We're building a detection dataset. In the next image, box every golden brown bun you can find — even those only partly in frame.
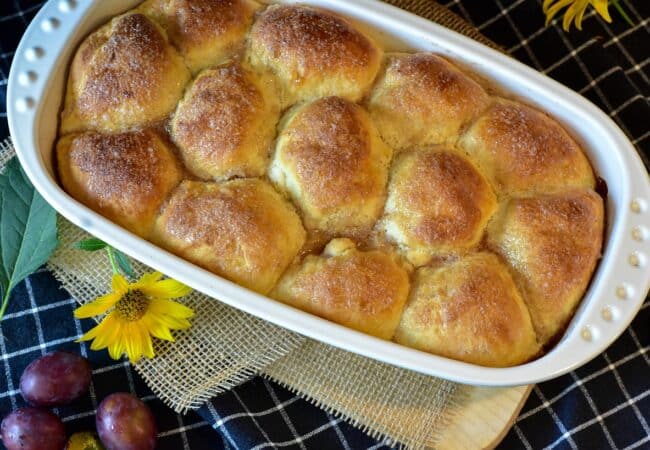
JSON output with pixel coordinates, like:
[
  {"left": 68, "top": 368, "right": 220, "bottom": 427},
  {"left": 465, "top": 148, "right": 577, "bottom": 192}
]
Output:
[
  {"left": 487, "top": 190, "right": 604, "bottom": 344},
  {"left": 56, "top": 129, "right": 183, "bottom": 237},
  {"left": 381, "top": 148, "right": 496, "bottom": 266},
  {"left": 394, "top": 253, "right": 539, "bottom": 367},
  {"left": 139, "top": 0, "right": 259, "bottom": 73},
  {"left": 368, "top": 53, "right": 490, "bottom": 149},
  {"left": 269, "top": 97, "right": 392, "bottom": 235},
  {"left": 247, "top": 4, "right": 382, "bottom": 107},
  {"left": 153, "top": 179, "right": 306, "bottom": 294},
  {"left": 60, "top": 13, "right": 190, "bottom": 134},
  {"left": 271, "top": 238, "right": 410, "bottom": 339},
  {"left": 459, "top": 99, "right": 595, "bottom": 195},
  {"left": 170, "top": 62, "right": 280, "bottom": 180}
]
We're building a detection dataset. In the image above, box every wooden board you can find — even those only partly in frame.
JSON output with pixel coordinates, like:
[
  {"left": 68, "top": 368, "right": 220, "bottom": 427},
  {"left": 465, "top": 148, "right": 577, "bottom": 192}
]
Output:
[{"left": 435, "top": 385, "right": 533, "bottom": 449}]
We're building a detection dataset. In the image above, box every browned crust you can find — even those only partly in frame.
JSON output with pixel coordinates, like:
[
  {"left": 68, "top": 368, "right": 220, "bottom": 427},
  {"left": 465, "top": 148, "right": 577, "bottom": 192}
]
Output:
[
  {"left": 159, "top": 180, "right": 274, "bottom": 249},
  {"left": 272, "top": 239, "right": 410, "bottom": 339},
  {"left": 153, "top": 179, "right": 306, "bottom": 294},
  {"left": 460, "top": 99, "right": 595, "bottom": 194},
  {"left": 395, "top": 253, "right": 538, "bottom": 367},
  {"left": 79, "top": 14, "right": 170, "bottom": 115},
  {"left": 57, "top": 129, "right": 183, "bottom": 237},
  {"left": 291, "top": 251, "right": 406, "bottom": 315},
  {"left": 250, "top": 5, "right": 378, "bottom": 75},
  {"left": 247, "top": 4, "right": 382, "bottom": 104},
  {"left": 368, "top": 53, "right": 490, "bottom": 147},
  {"left": 173, "top": 65, "right": 259, "bottom": 157},
  {"left": 271, "top": 97, "right": 391, "bottom": 234},
  {"left": 396, "top": 149, "right": 495, "bottom": 245},
  {"left": 141, "top": 0, "right": 258, "bottom": 70},
  {"left": 62, "top": 13, "right": 190, "bottom": 133},
  {"left": 161, "top": 0, "right": 255, "bottom": 48},
  {"left": 487, "top": 190, "right": 605, "bottom": 343},
  {"left": 282, "top": 97, "right": 376, "bottom": 207},
  {"left": 171, "top": 62, "right": 277, "bottom": 179}
]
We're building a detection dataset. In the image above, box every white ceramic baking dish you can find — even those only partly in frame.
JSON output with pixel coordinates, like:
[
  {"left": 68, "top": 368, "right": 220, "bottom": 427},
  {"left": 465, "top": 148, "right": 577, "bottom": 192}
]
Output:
[{"left": 7, "top": 0, "right": 650, "bottom": 386}]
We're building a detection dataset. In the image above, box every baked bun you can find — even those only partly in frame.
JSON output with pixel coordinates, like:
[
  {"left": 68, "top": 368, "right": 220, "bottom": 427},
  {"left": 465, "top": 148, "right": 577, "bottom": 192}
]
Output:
[
  {"left": 60, "top": 13, "right": 190, "bottom": 134},
  {"left": 153, "top": 179, "right": 306, "bottom": 294},
  {"left": 139, "top": 0, "right": 259, "bottom": 73},
  {"left": 381, "top": 148, "right": 496, "bottom": 266},
  {"left": 459, "top": 99, "right": 595, "bottom": 195},
  {"left": 269, "top": 97, "right": 392, "bottom": 235},
  {"left": 368, "top": 53, "right": 490, "bottom": 150},
  {"left": 248, "top": 4, "right": 382, "bottom": 106},
  {"left": 487, "top": 190, "right": 604, "bottom": 344},
  {"left": 170, "top": 62, "right": 279, "bottom": 180},
  {"left": 56, "top": 129, "right": 183, "bottom": 237},
  {"left": 394, "top": 253, "right": 538, "bottom": 367},
  {"left": 272, "top": 238, "right": 410, "bottom": 339}
]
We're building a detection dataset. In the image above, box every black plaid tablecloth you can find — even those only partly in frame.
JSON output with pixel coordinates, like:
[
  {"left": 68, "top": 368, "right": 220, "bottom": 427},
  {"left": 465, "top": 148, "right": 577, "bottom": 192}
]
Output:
[{"left": 1, "top": 1, "right": 649, "bottom": 449}]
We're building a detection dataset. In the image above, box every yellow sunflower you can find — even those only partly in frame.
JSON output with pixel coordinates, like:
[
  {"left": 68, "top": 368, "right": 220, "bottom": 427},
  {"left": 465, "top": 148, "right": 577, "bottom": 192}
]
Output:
[
  {"left": 543, "top": 0, "right": 612, "bottom": 31},
  {"left": 75, "top": 272, "right": 193, "bottom": 363}
]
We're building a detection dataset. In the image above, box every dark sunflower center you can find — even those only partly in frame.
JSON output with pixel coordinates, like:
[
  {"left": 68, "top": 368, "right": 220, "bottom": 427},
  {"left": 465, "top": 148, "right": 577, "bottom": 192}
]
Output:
[{"left": 115, "top": 289, "right": 149, "bottom": 321}]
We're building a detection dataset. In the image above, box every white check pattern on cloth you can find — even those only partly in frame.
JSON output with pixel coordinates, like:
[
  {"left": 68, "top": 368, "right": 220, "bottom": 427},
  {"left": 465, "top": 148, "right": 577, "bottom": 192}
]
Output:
[{"left": 0, "top": 268, "right": 217, "bottom": 450}]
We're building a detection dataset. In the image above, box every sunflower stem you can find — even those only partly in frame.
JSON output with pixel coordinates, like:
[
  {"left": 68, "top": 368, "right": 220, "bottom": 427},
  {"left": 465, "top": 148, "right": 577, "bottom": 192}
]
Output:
[
  {"left": 611, "top": 0, "right": 635, "bottom": 27},
  {"left": 0, "top": 286, "right": 12, "bottom": 321},
  {"left": 106, "top": 247, "right": 119, "bottom": 275}
]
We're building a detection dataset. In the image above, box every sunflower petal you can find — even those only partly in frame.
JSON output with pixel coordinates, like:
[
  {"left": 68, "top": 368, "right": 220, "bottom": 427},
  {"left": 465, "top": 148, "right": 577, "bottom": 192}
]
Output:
[
  {"left": 545, "top": 0, "right": 574, "bottom": 25},
  {"left": 77, "top": 325, "right": 101, "bottom": 343},
  {"left": 89, "top": 339, "right": 107, "bottom": 351},
  {"left": 111, "top": 273, "right": 130, "bottom": 295},
  {"left": 574, "top": 3, "right": 588, "bottom": 29},
  {"left": 142, "top": 315, "right": 176, "bottom": 342},
  {"left": 139, "top": 326, "right": 155, "bottom": 359},
  {"left": 123, "top": 323, "right": 142, "bottom": 364},
  {"left": 149, "top": 298, "right": 194, "bottom": 319},
  {"left": 136, "top": 271, "right": 164, "bottom": 287},
  {"left": 564, "top": 0, "right": 590, "bottom": 30},
  {"left": 140, "top": 279, "right": 192, "bottom": 299},
  {"left": 88, "top": 315, "right": 121, "bottom": 351},
  {"left": 117, "top": 324, "right": 131, "bottom": 359},
  {"left": 591, "top": 0, "right": 612, "bottom": 22},
  {"left": 563, "top": 5, "right": 577, "bottom": 29},
  {"left": 76, "top": 313, "right": 116, "bottom": 343},
  {"left": 108, "top": 341, "right": 124, "bottom": 360},
  {"left": 155, "top": 313, "right": 192, "bottom": 331},
  {"left": 74, "top": 293, "right": 120, "bottom": 319},
  {"left": 543, "top": 0, "right": 558, "bottom": 13},
  {"left": 107, "top": 324, "right": 125, "bottom": 360}
]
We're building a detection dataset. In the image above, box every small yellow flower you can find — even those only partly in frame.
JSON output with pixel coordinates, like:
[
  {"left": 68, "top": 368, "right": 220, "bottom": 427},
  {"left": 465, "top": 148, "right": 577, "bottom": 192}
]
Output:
[
  {"left": 543, "top": 0, "right": 612, "bottom": 31},
  {"left": 75, "top": 272, "right": 193, "bottom": 363}
]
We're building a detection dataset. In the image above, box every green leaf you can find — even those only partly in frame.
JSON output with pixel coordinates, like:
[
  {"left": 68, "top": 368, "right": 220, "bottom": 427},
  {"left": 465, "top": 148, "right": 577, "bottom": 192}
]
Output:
[
  {"left": 114, "top": 249, "right": 135, "bottom": 280},
  {"left": 0, "top": 158, "right": 58, "bottom": 319},
  {"left": 74, "top": 238, "right": 107, "bottom": 252}
]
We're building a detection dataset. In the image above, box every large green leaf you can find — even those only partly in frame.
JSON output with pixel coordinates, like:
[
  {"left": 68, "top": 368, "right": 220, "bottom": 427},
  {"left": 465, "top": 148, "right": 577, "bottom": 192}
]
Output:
[{"left": 0, "top": 158, "right": 58, "bottom": 319}]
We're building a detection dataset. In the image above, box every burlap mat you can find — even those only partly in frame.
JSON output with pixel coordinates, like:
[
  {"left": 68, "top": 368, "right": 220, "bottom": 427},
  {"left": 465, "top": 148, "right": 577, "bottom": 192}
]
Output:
[
  {"left": 381, "top": 0, "right": 500, "bottom": 50},
  {"left": 2, "top": 3, "right": 506, "bottom": 448}
]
